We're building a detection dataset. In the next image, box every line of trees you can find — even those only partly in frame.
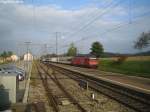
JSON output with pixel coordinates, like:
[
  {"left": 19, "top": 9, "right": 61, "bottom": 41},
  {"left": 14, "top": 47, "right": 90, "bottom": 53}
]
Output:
[
  {"left": 66, "top": 31, "right": 150, "bottom": 58},
  {"left": 66, "top": 41, "right": 104, "bottom": 58},
  {"left": 0, "top": 51, "right": 13, "bottom": 61}
]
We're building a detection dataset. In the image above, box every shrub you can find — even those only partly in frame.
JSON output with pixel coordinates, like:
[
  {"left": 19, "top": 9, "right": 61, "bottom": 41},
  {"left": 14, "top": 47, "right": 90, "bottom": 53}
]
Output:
[{"left": 115, "top": 56, "right": 128, "bottom": 64}]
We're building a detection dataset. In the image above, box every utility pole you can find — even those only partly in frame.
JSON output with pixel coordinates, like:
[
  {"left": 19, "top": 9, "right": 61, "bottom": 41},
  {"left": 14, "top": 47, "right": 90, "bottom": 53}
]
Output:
[
  {"left": 16, "top": 43, "right": 21, "bottom": 66},
  {"left": 55, "top": 32, "right": 60, "bottom": 62},
  {"left": 43, "top": 44, "right": 48, "bottom": 61},
  {"left": 24, "top": 42, "right": 31, "bottom": 74},
  {"left": 25, "top": 42, "right": 31, "bottom": 61},
  {"left": 44, "top": 44, "right": 48, "bottom": 55}
]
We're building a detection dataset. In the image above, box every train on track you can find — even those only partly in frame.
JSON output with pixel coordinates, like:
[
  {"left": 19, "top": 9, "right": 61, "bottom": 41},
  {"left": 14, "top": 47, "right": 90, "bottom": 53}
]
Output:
[
  {"left": 41, "top": 55, "right": 98, "bottom": 68},
  {"left": 71, "top": 56, "right": 98, "bottom": 68}
]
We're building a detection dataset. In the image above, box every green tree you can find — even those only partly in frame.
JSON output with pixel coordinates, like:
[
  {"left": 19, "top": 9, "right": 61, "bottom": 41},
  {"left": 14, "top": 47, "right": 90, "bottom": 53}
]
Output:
[
  {"left": 0, "top": 51, "right": 13, "bottom": 62},
  {"left": 134, "top": 31, "right": 150, "bottom": 50},
  {"left": 67, "top": 43, "right": 77, "bottom": 56},
  {"left": 7, "top": 51, "right": 13, "bottom": 57},
  {"left": 90, "top": 41, "right": 104, "bottom": 58},
  {"left": 134, "top": 32, "right": 150, "bottom": 70},
  {"left": 1, "top": 51, "right": 7, "bottom": 58},
  {"left": 1, "top": 51, "right": 7, "bottom": 61}
]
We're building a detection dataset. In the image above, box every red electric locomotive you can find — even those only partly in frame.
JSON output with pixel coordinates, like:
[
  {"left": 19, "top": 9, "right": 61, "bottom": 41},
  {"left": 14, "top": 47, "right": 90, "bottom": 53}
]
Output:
[{"left": 71, "top": 56, "right": 98, "bottom": 68}]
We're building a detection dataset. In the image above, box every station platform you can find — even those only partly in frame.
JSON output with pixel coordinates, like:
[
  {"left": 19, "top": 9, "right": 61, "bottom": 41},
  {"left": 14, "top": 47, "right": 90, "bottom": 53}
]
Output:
[{"left": 51, "top": 63, "right": 150, "bottom": 94}]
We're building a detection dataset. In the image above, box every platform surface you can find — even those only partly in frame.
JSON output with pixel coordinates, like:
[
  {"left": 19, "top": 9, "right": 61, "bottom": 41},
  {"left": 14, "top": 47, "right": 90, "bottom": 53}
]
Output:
[{"left": 51, "top": 63, "right": 150, "bottom": 93}]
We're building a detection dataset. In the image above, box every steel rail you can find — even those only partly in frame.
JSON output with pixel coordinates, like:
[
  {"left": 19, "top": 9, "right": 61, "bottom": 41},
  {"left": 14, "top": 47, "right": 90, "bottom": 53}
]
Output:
[
  {"left": 46, "top": 63, "right": 150, "bottom": 112},
  {"left": 39, "top": 63, "right": 88, "bottom": 112},
  {"left": 35, "top": 62, "right": 59, "bottom": 112}
]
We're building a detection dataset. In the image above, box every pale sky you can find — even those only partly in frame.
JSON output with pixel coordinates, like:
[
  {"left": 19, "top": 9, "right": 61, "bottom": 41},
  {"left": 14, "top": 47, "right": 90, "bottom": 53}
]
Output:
[{"left": 0, "top": 0, "right": 150, "bottom": 55}]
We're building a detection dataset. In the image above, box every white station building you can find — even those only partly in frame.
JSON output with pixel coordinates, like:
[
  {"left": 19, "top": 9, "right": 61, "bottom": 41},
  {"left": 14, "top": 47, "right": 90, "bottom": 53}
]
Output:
[
  {"left": 23, "top": 53, "right": 33, "bottom": 61},
  {"left": 11, "top": 55, "right": 19, "bottom": 61}
]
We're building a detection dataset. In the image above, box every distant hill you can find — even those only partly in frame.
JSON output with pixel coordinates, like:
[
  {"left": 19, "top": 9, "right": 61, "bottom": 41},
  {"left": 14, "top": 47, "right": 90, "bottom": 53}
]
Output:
[
  {"left": 44, "top": 51, "right": 150, "bottom": 58},
  {"left": 101, "top": 52, "right": 125, "bottom": 57},
  {"left": 134, "top": 51, "right": 150, "bottom": 56},
  {"left": 101, "top": 51, "right": 150, "bottom": 57}
]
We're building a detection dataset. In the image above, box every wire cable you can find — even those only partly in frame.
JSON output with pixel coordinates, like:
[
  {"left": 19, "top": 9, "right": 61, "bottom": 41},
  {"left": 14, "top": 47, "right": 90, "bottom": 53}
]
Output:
[{"left": 64, "top": 0, "right": 124, "bottom": 41}]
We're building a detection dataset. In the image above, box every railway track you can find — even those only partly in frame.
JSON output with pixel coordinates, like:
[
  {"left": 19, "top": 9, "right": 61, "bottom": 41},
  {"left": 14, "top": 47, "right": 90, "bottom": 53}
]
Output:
[
  {"left": 35, "top": 62, "right": 88, "bottom": 112},
  {"left": 45, "top": 63, "right": 150, "bottom": 112},
  {"left": 28, "top": 62, "right": 53, "bottom": 112},
  {"left": 36, "top": 64, "right": 59, "bottom": 112}
]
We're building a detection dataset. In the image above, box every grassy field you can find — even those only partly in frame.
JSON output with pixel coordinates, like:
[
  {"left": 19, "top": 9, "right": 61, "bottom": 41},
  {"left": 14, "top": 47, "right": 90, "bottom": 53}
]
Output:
[
  {"left": 0, "top": 61, "right": 10, "bottom": 65},
  {"left": 100, "top": 56, "right": 150, "bottom": 61},
  {"left": 98, "top": 59, "right": 150, "bottom": 78}
]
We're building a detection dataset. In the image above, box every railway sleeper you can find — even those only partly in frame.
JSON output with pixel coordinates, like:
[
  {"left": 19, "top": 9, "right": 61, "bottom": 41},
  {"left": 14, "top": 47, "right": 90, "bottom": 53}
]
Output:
[{"left": 47, "top": 63, "right": 150, "bottom": 112}]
